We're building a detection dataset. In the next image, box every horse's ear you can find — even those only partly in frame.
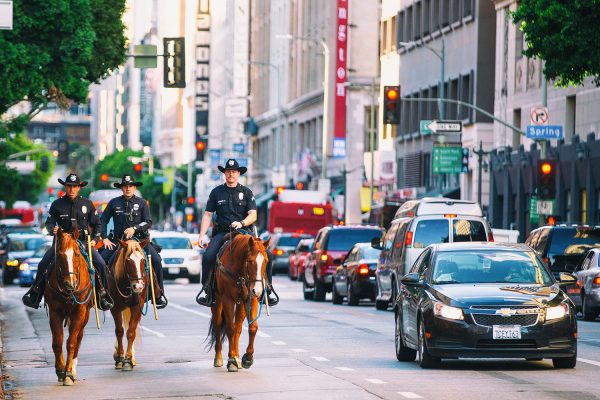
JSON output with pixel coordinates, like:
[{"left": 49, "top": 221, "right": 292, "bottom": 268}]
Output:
[
  {"left": 73, "top": 227, "right": 79, "bottom": 240},
  {"left": 248, "top": 236, "right": 255, "bottom": 251},
  {"left": 140, "top": 239, "right": 149, "bottom": 248},
  {"left": 119, "top": 240, "right": 128, "bottom": 248},
  {"left": 263, "top": 238, "right": 271, "bottom": 249}
]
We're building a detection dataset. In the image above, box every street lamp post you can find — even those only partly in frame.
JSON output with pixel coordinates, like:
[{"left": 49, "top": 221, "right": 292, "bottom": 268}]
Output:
[{"left": 278, "top": 34, "right": 330, "bottom": 179}]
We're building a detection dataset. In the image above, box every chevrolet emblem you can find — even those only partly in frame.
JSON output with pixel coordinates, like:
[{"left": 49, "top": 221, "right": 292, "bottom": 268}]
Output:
[{"left": 496, "top": 308, "right": 515, "bottom": 317}]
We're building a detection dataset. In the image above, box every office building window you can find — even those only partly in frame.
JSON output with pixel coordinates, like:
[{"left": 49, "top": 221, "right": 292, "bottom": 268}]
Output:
[
  {"left": 364, "top": 107, "right": 379, "bottom": 152},
  {"left": 441, "top": 0, "right": 450, "bottom": 27},
  {"left": 415, "top": 1, "right": 422, "bottom": 39},
  {"left": 463, "top": 0, "right": 474, "bottom": 19},
  {"left": 451, "top": 0, "right": 461, "bottom": 24},
  {"left": 423, "top": 0, "right": 431, "bottom": 36}
]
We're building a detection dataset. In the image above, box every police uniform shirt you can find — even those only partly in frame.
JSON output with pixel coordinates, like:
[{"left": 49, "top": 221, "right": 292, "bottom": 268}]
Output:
[
  {"left": 45, "top": 196, "right": 101, "bottom": 242},
  {"left": 101, "top": 195, "right": 152, "bottom": 239},
  {"left": 205, "top": 184, "right": 256, "bottom": 233}
]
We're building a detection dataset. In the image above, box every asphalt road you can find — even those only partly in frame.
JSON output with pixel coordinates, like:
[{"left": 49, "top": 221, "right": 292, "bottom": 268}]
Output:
[{"left": 1, "top": 276, "right": 600, "bottom": 400}]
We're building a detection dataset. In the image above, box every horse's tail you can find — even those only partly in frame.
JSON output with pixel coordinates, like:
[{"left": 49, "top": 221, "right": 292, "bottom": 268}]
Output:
[{"left": 205, "top": 307, "right": 227, "bottom": 351}]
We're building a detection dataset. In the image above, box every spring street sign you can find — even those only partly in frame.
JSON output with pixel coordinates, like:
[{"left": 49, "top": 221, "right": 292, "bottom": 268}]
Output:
[{"left": 526, "top": 125, "right": 563, "bottom": 140}]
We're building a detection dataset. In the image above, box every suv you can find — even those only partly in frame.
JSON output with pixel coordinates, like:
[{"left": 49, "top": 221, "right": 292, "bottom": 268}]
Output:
[
  {"left": 303, "top": 225, "right": 383, "bottom": 301},
  {"left": 525, "top": 225, "right": 600, "bottom": 309},
  {"left": 374, "top": 197, "right": 493, "bottom": 310}
]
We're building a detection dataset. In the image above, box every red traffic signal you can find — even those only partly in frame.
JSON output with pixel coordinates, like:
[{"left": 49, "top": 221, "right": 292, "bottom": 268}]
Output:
[
  {"left": 47, "top": 187, "right": 54, "bottom": 195},
  {"left": 383, "top": 85, "right": 401, "bottom": 125},
  {"left": 100, "top": 173, "right": 109, "bottom": 182},
  {"left": 276, "top": 186, "right": 285, "bottom": 195},
  {"left": 58, "top": 190, "right": 65, "bottom": 197},
  {"left": 537, "top": 159, "right": 556, "bottom": 200},
  {"left": 187, "top": 196, "right": 195, "bottom": 205},
  {"left": 134, "top": 163, "right": 143, "bottom": 173},
  {"left": 386, "top": 87, "right": 399, "bottom": 101},
  {"left": 540, "top": 162, "right": 552, "bottom": 175},
  {"left": 296, "top": 182, "right": 304, "bottom": 190},
  {"left": 196, "top": 141, "right": 206, "bottom": 151}
]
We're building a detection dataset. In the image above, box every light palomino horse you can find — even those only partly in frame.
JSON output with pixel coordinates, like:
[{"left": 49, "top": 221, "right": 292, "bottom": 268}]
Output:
[
  {"left": 45, "top": 228, "right": 93, "bottom": 386},
  {"left": 207, "top": 234, "right": 270, "bottom": 372},
  {"left": 107, "top": 239, "right": 154, "bottom": 370}
]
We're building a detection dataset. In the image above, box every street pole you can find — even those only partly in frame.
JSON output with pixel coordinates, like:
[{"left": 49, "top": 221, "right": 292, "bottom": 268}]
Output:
[
  {"left": 320, "top": 39, "right": 330, "bottom": 179},
  {"left": 473, "top": 140, "right": 490, "bottom": 206},
  {"left": 541, "top": 64, "right": 548, "bottom": 159},
  {"left": 439, "top": 37, "right": 445, "bottom": 120},
  {"left": 369, "top": 79, "right": 376, "bottom": 208}
]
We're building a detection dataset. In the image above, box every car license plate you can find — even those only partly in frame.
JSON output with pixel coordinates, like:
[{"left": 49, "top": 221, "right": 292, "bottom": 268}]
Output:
[
  {"left": 493, "top": 325, "right": 521, "bottom": 340},
  {"left": 169, "top": 267, "right": 180, "bottom": 274}
]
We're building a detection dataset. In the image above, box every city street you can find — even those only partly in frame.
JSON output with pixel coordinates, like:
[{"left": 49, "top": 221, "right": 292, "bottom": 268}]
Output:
[{"left": 1, "top": 276, "right": 600, "bottom": 400}]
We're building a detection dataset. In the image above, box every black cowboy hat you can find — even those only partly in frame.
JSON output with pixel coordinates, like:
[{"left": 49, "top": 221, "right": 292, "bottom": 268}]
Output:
[
  {"left": 113, "top": 174, "right": 143, "bottom": 188},
  {"left": 218, "top": 158, "right": 247, "bottom": 175},
  {"left": 58, "top": 173, "right": 88, "bottom": 187}
]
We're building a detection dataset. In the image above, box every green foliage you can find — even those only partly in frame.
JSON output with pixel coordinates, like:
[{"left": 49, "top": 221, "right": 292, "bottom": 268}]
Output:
[
  {"left": 0, "top": 0, "right": 127, "bottom": 118},
  {"left": 512, "top": 0, "right": 600, "bottom": 87}
]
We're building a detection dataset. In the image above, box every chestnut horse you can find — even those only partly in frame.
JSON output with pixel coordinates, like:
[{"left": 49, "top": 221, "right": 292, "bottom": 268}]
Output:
[
  {"left": 107, "top": 239, "right": 154, "bottom": 371},
  {"left": 45, "top": 228, "right": 93, "bottom": 386},
  {"left": 207, "top": 234, "right": 270, "bottom": 372}
]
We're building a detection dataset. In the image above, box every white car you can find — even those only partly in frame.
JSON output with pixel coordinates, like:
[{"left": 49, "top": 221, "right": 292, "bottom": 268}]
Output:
[{"left": 150, "top": 231, "right": 202, "bottom": 283}]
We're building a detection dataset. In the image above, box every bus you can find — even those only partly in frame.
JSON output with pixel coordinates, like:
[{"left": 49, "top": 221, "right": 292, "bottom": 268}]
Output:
[{"left": 267, "top": 190, "right": 333, "bottom": 236}]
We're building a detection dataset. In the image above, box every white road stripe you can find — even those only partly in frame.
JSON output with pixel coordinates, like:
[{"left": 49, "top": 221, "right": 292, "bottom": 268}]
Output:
[
  {"left": 169, "top": 302, "right": 211, "bottom": 319},
  {"left": 398, "top": 392, "right": 422, "bottom": 399},
  {"left": 291, "top": 348, "right": 307, "bottom": 353},
  {"left": 257, "top": 331, "right": 271, "bottom": 338},
  {"left": 312, "top": 356, "right": 329, "bottom": 362},
  {"left": 141, "top": 326, "right": 165, "bottom": 338},
  {"left": 335, "top": 367, "right": 355, "bottom": 371},
  {"left": 272, "top": 341, "right": 286, "bottom": 345},
  {"left": 578, "top": 357, "right": 600, "bottom": 367},
  {"left": 365, "top": 378, "right": 386, "bottom": 385}
]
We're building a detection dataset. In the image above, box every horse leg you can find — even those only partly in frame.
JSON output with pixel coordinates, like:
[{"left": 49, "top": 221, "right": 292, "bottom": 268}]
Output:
[
  {"left": 111, "top": 307, "right": 125, "bottom": 369},
  {"left": 123, "top": 307, "right": 141, "bottom": 371},
  {"left": 71, "top": 308, "right": 90, "bottom": 381},
  {"left": 48, "top": 309, "right": 65, "bottom": 383},
  {"left": 232, "top": 303, "right": 245, "bottom": 365},
  {"left": 212, "top": 300, "right": 224, "bottom": 368},
  {"left": 63, "top": 308, "right": 87, "bottom": 386},
  {"left": 225, "top": 302, "right": 240, "bottom": 372},
  {"left": 243, "top": 298, "right": 259, "bottom": 369}
]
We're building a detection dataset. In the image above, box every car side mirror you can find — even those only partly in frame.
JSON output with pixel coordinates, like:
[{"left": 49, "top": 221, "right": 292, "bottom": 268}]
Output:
[
  {"left": 401, "top": 272, "right": 423, "bottom": 287},
  {"left": 558, "top": 272, "right": 577, "bottom": 287},
  {"left": 371, "top": 237, "right": 382, "bottom": 250},
  {"left": 564, "top": 264, "right": 576, "bottom": 273}
]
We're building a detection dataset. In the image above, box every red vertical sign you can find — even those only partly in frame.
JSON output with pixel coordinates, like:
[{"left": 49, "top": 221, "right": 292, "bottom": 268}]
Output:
[{"left": 333, "top": 0, "right": 348, "bottom": 157}]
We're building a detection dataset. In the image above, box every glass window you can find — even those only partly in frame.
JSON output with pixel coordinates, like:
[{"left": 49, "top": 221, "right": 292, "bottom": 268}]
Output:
[
  {"left": 452, "top": 219, "right": 488, "bottom": 242},
  {"left": 8, "top": 237, "right": 47, "bottom": 252},
  {"left": 413, "top": 219, "right": 449, "bottom": 248},
  {"left": 432, "top": 250, "right": 553, "bottom": 285},
  {"left": 391, "top": 221, "right": 409, "bottom": 263},
  {"left": 360, "top": 247, "right": 381, "bottom": 260},
  {"left": 410, "top": 248, "right": 430, "bottom": 274},
  {"left": 536, "top": 228, "right": 550, "bottom": 253},
  {"left": 153, "top": 237, "right": 192, "bottom": 250},
  {"left": 325, "top": 229, "right": 382, "bottom": 252},
  {"left": 277, "top": 236, "right": 305, "bottom": 247},
  {"left": 548, "top": 228, "right": 600, "bottom": 259}
]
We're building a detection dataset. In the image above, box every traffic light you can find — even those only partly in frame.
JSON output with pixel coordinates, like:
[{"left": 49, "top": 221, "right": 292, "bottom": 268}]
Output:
[
  {"left": 40, "top": 156, "right": 49, "bottom": 172},
  {"left": 546, "top": 215, "right": 558, "bottom": 226},
  {"left": 296, "top": 182, "right": 304, "bottom": 190},
  {"left": 57, "top": 190, "right": 65, "bottom": 198},
  {"left": 57, "top": 140, "right": 69, "bottom": 164},
  {"left": 163, "top": 37, "right": 185, "bottom": 88},
  {"left": 537, "top": 159, "right": 556, "bottom": 199},
  {"left": 195, "top": 137, "right": 208, "bottom": 161},
  {"left": 100, "top": 173, "right": 109, "bottom": 186},
  {"left": 187, "top": 196, "right": 195, "bottom": 205},
  {"left": 134, "top": 163, "right": 143, "bottom": 178},
  {"left": 47, "top": 187, "right": 54, "bottom": 195},
  {"left": 383, "top": 85, "right": 401, "bottom": 125}
]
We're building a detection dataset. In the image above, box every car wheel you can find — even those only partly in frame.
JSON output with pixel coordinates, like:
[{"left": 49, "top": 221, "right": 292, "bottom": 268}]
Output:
[
  {"left": 288, "top": 266, "right": 297, "bottom": 281},
  {"left": 395, "top": 308, "right": 416, "bottom": 362},
  {"left": 313, "top": 278, "right": 326, "bottom": 302},
  {"left": 189, "top": 274, "right": 201, "bottom": 284},
  {"left": 417, "top": 319, "right": 441, "bottom": 369},
  {"left": 332, "top": 282, "right": 343, "bottom": 304},
  {"left": 582, "top": 293, "right": 599, "bottom": 321},
  {"left": 552, "top": 355, "right": 577, "bottom": 369},
  {"left": 302, "top": 276, "right": 313, "bottom": 300},
  {"left": 347, "top": 283, "right": 359, "bottom": 306},
  {"left": 374, "top": 280, "right": 389, "bottom": 310}
]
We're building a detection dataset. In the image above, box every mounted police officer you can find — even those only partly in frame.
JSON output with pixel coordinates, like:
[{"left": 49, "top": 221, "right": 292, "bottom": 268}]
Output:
[
  {"left": 196, "top": 159, "right": 278, "bottom": 307},
  {"left": 100, "top": 175, "right": 168, "bottom": 309},
  {"left": 22, "top": 173, "right": 114, "bottom": 310}
]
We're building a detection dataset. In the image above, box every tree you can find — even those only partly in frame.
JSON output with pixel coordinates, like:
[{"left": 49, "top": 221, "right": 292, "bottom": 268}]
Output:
[
  {"left": 512, "top": 0, "right": 600, "bottom": 87},
  {"left": 0, "top": 0, "right": 127, "bottom": 122}
]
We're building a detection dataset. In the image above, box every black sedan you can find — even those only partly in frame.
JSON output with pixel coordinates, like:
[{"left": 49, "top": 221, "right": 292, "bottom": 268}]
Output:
[
  {"left": 395, "top": 242, "right": 578, "bottom": 369},
  {"left": 332, "top": 243, "right": 381, "bottom": 306}
]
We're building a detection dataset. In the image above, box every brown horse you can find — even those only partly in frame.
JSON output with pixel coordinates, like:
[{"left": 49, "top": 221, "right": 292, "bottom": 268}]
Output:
[
  {"left": 107, "top": 239, "right": 154, "bottom": 371},
  {"left": 207, "top": 234, "right": 270, "bottom": 372},
  {"left": 45, "top": 228, "right": 93, "bottom": 386}
]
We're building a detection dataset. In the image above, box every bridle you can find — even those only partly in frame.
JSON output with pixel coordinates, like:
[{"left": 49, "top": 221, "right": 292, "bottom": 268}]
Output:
[
  {"left": 113, "top": 246, "right": 147, "bottom": 300},
  {"left": 48, "top": 234, "right": 92, "bottom": 303}
]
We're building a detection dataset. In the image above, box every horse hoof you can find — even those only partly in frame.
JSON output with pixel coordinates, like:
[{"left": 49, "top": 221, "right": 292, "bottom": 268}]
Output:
[
  {"left": 115, "top": 361, "right": 123, "bottom": 369},
  {"left": 63, "top": 376, "right": 74, "bottom": 386},
  {"left": 214, "top": 356, "right": 223, "bottom": 368},
  {"left": 122, "top": 359, "right": 134, "bottom": 371},
  {"left": 241, "top": 354, "right": 253, "bottom": 369},
  {"left": 227, "top": 358, "right": 239, "bottom": 372}
]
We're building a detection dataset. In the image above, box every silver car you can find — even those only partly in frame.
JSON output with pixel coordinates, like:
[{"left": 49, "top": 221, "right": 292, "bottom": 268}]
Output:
[{"left": 574, "top": 248, "right": 600, "bottom": 321}]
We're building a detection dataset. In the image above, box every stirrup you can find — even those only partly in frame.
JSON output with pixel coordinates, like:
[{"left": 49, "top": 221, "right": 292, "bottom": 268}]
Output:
[
  {"left": 196, "top": 285, "right": 214, "bottom": 307},
  {"left": 266, "top": 287, "right": 279, "bottom": 307},
  {"left": 22, "top": 290, "right": 42, "bottom": 309}
]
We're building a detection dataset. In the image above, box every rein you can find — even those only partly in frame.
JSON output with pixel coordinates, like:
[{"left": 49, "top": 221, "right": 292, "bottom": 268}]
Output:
[{"left": 110, "top": 238, "right": 151, "bottom": 316}]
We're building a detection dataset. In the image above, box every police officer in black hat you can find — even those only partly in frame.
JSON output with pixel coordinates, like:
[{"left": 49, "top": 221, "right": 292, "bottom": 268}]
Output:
[
  {"left": 22, "top": 173, "right": 114, "bottom": 310},
  {"left": 196, "top": 159, "right": 278, "bottom": 307},
  {"left": 100, "top": 175, "right": 168, "bottom": 308}
]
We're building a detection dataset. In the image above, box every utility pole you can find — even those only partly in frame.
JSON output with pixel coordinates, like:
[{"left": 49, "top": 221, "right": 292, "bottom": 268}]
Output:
[{"left": 473, "top": 140, "right": 490, "bottom": 206}]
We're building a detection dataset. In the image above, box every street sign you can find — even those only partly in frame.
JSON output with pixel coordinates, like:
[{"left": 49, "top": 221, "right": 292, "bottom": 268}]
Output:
[
  {"left": 422, "top": 120, "right": 462, "bottom": 134},
  {"left": 530, "top": 107, "right": 548, "bottom": 126},
  {"left": 526, "top": 125, "right": 563, "bottom": 140},
  {"left": 224, "top": 98, "right": 248, "bottom": 118},
  {"left": 529, "top": 196, "right": 540, "bottom": 224},
  {"left": 420, "top": 120, "right": 434, "bottom": 135},
  {"left": 154, "top": 176, "right": 168, "bottom": 184},
  {"left": 0, "top": 1, "right": 13, "bottom": 30},
  {"left": 332, "top": 138, "right": 346, "bottom": 157},
  {"left": 133, "top": 44, "right": 158, "bottom": 68},
  {"left": 237, "top": 158, "right": 248, "bottom": 167},
  {"left": 6, "top": 160, "right": 35, "bottom": 174},
  {"left": 536, "top": 199, "right": 555, "bottom": 216},
  {"left": 232, "top": 143, "right": 246, "bottom": 153},
  {"left": 432, "top": 146, "right": 464, "bottom": 174}
]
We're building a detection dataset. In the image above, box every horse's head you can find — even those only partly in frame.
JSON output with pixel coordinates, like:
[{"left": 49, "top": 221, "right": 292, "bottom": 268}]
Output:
[
  {"left": 55, "top": 227, "right": 86, "bottom": 293},
  {"left": 117, "top": 239, "right": 148, "bottom": 294},
  {"left": 246, "top": 237, "right": 270, "bottom": 298}
]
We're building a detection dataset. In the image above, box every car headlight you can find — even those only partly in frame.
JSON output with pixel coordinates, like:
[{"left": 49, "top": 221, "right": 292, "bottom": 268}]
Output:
[
  {"left": 546, "top": 303, "right": 569, "bottom": 321},
  {"left": 189, "top": 256, "right": 200, "bottom": 262},
  {"left": 433, "top": 301, "right": 464, "bottom": 320},
  {"left": 19, "top": 263, "right": 30, "bottom": 271},
  {"left": 6, "top": 259, "right": 19, "bottom": 267}
]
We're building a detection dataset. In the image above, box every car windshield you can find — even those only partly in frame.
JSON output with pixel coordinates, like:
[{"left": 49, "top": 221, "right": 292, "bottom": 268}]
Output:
[
  {"left": 413, "top": 219, "right": 449, "bottom": 248},
  {"left": 277, "top": 236, "right": 305, "bottom": 247},
  {"left": 153, "top": 237, "right": 192, "bottom": 249},
  {"left": 8, "top": 237, "right": 46, "bottom": 251},
  {"left": 297, "top": 241, "right": 313, "bottom": 252},
  {"left": 452, "top": 219, "right": 488, "bottom": 242},
  {"left": 33, "top": 245, "right": 51, "bottom": 257},
  {"left": 326, "top": 229, "right": 382, "bottom": 252},
  {"left": 548, "top": 228, "right": 600, "bottom": 258},
  {"left": 432, "top": 250, "right": 553, "bottom": 285},
  {"left": 360, "top": 247, "right": 381, "bottom": 259}
]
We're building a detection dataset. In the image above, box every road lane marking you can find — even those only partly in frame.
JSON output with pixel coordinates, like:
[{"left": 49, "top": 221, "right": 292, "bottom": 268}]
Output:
[
  {"left": 291, "top": 348, "right": 307, "bottom": 353},
  {"left": 169, "top": 302, "right": 211, "bottom": 319},
  {"left": 365, "top": 378, "right": 386, "bottom": 384},
  {"left": 312, "top": 356, "right": 329, "bottom": 362},
  {"left": 398, "top": 393, "right": 422, "bottom": 399},
  {"left": 272, "top": 341, "right": 286, "bottom": 345},
  {"left": 335, "top": 367, "right": 355, "bottom": 371},
  {"left": 257, "top": 331, "right": 271, "bottom": 338},
  {"left": 578, "top": 357, "right": 600, "bottom": 367},
  {"left": 141, "top": 326, "right": 166, "bottom": 338}
]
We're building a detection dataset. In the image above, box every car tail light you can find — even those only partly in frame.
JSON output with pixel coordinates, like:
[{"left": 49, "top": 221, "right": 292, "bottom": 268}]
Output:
[
  {"left": 488, "top": 231, "right": 494, "bottom": 242},
  {"left": 320, "top": 254, "right": 329, "bottom": 262},
  {"left": 405, "top": 231, "right": 413, "bottom": 247},
  {"left": 543, "top": 257, "right": 549, "bottom": 265},
  {"left": 358, "top": 264, "right": 370, "bottom": 274},
  {"left": 593, "top": 276, "right": 600, "bottom": 287},
  {"left": 274, "top": 249, "right": 284, "bottom": 256}
]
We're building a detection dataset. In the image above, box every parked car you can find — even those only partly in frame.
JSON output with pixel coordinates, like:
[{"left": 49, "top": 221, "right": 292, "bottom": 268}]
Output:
[
  {"left": 269, "top": 233, "right": 312, "bottom": 275},
  {"left": 150, "top": 231, "right": 201, "bottom": 283},
  {"left": 573, "top": 248, "right": 600, "bottom": 321},
  {"left": 524, "top": 225, "right": 600, "bottom": 308},
  {"left": 288, "top": 238, "right": 314, "bottom": 281},
  {"left": 332, "top": 243, "right": 381, "bottom": 306},
  {"left": 303, "top": 225, "right": 383, "bottom": 301},
  {"left": 395, "top": 242, "right": 578, "bottom": 369},
  {"left": 374, "top": 197, "right": 493, "bottom": 311},
  {"left": 2, "top": 233, "right": 50, "bottom": 284},
  {"left": 18, "top": 243, "right": 52, "bottom": 287}
]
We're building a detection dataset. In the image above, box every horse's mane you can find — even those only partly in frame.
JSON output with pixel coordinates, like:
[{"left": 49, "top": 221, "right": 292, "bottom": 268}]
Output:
[
  {"left": 114, "top": 241, "right": 144, "bottom": 280},
  {"left": 223, "top": 235, "right": 264, "bottom": 263}
]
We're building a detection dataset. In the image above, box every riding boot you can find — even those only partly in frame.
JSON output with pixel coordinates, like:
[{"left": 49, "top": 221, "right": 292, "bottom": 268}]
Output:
[
  {"left": 266, "top": 282, "right": 279, "bottom": 307},
  {"left": 95, "top": 277, "right": 113, "bottom": 311},
  {"left": 153, "top": 279, "right": 168, "bottom": 309},
  {"left": 22, "top": 277, "right": 46, "bottom": 309},
  {"left": 196, "top": 270, "right": 215, "bottom": 307}
]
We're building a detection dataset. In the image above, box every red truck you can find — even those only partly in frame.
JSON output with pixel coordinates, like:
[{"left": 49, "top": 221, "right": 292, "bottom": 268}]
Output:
[{"left": 267, "top": 190, "right": 333, "bottom": 236}]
